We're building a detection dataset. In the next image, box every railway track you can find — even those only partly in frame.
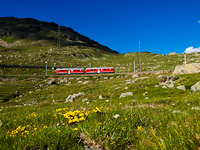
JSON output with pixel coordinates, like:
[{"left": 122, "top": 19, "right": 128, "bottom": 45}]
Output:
[{"left": 0, "top": 70, "right": 169, "bottom": 77}]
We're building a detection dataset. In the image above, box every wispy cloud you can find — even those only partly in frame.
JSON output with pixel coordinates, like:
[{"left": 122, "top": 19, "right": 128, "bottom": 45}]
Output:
[
  {"left": 198, "top": 20, "right": 200, "bottom": 24},
  {"left": 184, "top": 46, "right": 200, "bottom": 54}
]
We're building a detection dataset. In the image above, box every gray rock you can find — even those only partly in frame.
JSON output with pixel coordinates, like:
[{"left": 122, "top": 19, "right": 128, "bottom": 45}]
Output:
[
  {"left": 191, "top": 81, "right": 200, "bottom": 92},
  {"left": 119, "top": 92, "right": 133, "bottom": 98},
  {"left": 48, "top": 79, "right": 56, "bottom": 85},
  {"left": 143, "top": 92, "right": 148, "bottom": 96},
  {"left": 99, "top": 95, "right": 103, "bottom": 100},
  {"left": 177, "top": 85, "right": 186, "bottom": 91},
  {"left": 83, "top": 81, "right": 92, "bottom": 84},
  {"left": 167, "top": 84, "right": 174, "bottom": 88},
  {"left": 132, "top": 74, "right": 140, "bottom": 78},
  {"left": 82, "top": 98, "right": 88, "bottom": 102},
  {"left": 78, "top": 81, "right": 83, "bottom": 84},
  {"left": 65, "top": 92, "right": 85, "bottom": 102},
  {"left": 158, "top": 75, "right": 167, "bottom": 83}
]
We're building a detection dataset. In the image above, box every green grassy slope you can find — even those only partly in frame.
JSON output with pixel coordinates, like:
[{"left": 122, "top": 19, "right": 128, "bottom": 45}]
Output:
[{"left": 0, "top": 73, "right": 200, "bottom": 149}]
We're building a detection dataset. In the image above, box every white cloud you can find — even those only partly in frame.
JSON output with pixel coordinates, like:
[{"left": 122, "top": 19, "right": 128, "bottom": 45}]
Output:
[
  {"left": 198, "top": 20, "right": 200, "bottom": 24},
  {"left": 184, "top": 46, "right": 200, "bottom": 54}
]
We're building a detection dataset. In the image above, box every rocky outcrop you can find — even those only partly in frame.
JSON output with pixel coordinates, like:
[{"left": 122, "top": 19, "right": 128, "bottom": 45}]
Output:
[
  {"left": 173, "top": 63, "right": 200, "bottom": 75},
  {"left": 191, "top": 82, "right": 200, "bottom": 92}
]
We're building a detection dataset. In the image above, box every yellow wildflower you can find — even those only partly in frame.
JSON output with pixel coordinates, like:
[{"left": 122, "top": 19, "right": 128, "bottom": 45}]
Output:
[
  {"left": 79, "top": 117, "right": 85, "bottom": 121},
  {"left": 121, "top": 127, "right": 125, "bottom": 131},
  {"left": 68, "top": 120, "right": 73, "bottom": 124},
  {"left": 125, "top": 118, "right": 127, "bottom": 120},
  {"left": 57, "top": 130, "right": 61, "bottom": 133},
  {"left": 74, "top": 128, "right": 78, "bottom": 131},
  {"left": 137, "top": 126, "right": 143, "bottom": 131},
  {"left": 43, "top": 126, "right": 47, "bottom": 129}
]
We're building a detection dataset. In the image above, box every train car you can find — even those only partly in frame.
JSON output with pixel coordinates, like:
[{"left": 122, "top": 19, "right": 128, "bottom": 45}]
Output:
[
  {"left": 86, "top": 67, "right": 115, "bottom": 74},
  {"left": 56, "top": 68, "right": 84, "bottom": 75}
]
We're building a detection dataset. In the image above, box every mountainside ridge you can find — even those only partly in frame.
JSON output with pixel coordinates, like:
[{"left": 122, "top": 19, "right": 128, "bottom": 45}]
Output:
[{"left": 0, "top": 17, "right": 118, "bottom": 54}]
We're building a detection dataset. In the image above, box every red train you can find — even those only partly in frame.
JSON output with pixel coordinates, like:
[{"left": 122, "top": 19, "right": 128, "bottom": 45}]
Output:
[{"left": 56, "top": 67, "right": 115, "bottom": 75}]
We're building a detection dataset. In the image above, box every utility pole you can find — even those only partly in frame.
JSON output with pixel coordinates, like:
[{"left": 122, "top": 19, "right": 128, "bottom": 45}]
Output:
[
  {"left": 45, "top": 61, "right": 47, "bottom": 76},
  {"left": 134, "top": 60, "right": 135, "bottom": 73},
  {"left": 57, "top": 25, "right": 60, "bottom": 49},
  {"left": 139, "top": 41, "right": 141, "bottom": 72},
  {"left": 184, "top": 53, "right": 187, "bottom": 64}
]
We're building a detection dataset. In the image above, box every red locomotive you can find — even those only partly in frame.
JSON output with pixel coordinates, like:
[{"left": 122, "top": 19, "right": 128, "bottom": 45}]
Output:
[{"left": 56, "top": 67, "right": 114, "bottom": 75}]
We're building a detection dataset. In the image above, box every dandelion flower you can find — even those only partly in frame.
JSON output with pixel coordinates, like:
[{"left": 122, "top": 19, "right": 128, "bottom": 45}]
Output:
[
  {"left": 74, "top": 128, "right": 78, "bottom": 131},
  {"left": 137, "top": 126, "right": 143, "bottom": 131},
  {"left": 57, "top": 130, "right": 61, "bottom": 133},
  {"left": 125, "top": 118, "right": 127, "bottom": 120}
]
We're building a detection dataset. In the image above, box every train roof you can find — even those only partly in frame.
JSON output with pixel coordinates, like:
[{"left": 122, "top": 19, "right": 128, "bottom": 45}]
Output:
[
  {"left": 56, "top": 68, "right": 84, "bottom": 70},
  {"left": 86, "top": 67, "right": 114, "bottom": 69}
]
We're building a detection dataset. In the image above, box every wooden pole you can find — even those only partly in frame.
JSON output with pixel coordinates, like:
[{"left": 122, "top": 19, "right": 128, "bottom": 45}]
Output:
[{"left": 139, "top": 41, "right": 141, "bottom": 72}]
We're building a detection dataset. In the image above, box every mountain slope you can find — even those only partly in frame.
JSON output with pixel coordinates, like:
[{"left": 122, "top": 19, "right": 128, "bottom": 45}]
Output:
[{"left": 0, "top": 17, "right": 118, "bottom": 54}]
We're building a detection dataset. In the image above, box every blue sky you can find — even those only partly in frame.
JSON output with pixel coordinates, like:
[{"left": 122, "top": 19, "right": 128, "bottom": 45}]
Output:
[{"left": 0, "top": 0, "right": 200, "bottom": 54}]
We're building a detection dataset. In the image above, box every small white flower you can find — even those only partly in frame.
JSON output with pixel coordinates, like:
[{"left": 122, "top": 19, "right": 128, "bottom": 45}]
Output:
[
  {"left": 119, "top": 103, "right": 122, "bottom": 105},
  {"left": 113, "top": 114, "right": 120, "bottom": 119},
  {"left": 187, "top": 103, "right": 190, "bottom": 106},
  {"left": 86, "top": 101, "right": 89, "bottom": 104},
  {"left": 172, "top": 103, "right": 175, "bottom": 106},
  {"left": 106, "top": 100, "right": 109, "bottom": 102}
]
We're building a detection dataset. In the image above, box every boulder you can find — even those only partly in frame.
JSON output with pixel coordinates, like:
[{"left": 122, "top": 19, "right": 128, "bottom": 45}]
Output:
[
  {"left": 119, "top": 92, "right": 133, "bottom": 98},
  {"left": 99, "top": 95, "right": 103, "bottom": 100},
  {"left": 177, "top": 85, "right": 186, "bottom": 91},
  {"left": 132, "top": 74, "right": 140, "bottom": 78},
  {"left": 83, "top": 81, "right": 92, "bottom": 84},
  {"left": 158, "top": 75, "right": 167, "bottom": 83},
  {"left": 65, "top": 92, "right": 85, "bottom": 102},
  {"left": 191, "top": 81, "right": 200, "bottom": 92},
  {"left": 166, "top": 84, "right": 174, "bottom": 88},
  {"left": 48, "top": 79, "right": 57, "bottom": 85},
  {"left": 173, "top": 63, "right": 200, "bottom": 75},
  {"left": 78, "top": 81, "right": 83, "bottom": 84}
]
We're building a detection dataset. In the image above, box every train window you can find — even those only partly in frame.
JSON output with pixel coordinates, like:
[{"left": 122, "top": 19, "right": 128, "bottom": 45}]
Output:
[{"left": 104, "top": 69, "right": 106, "bottom": 71}]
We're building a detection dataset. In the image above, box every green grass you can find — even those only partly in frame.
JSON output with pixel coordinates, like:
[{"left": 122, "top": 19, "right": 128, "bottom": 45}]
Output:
[{"left": 0, "top": 72, "right": 200, "bottom": 149}]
